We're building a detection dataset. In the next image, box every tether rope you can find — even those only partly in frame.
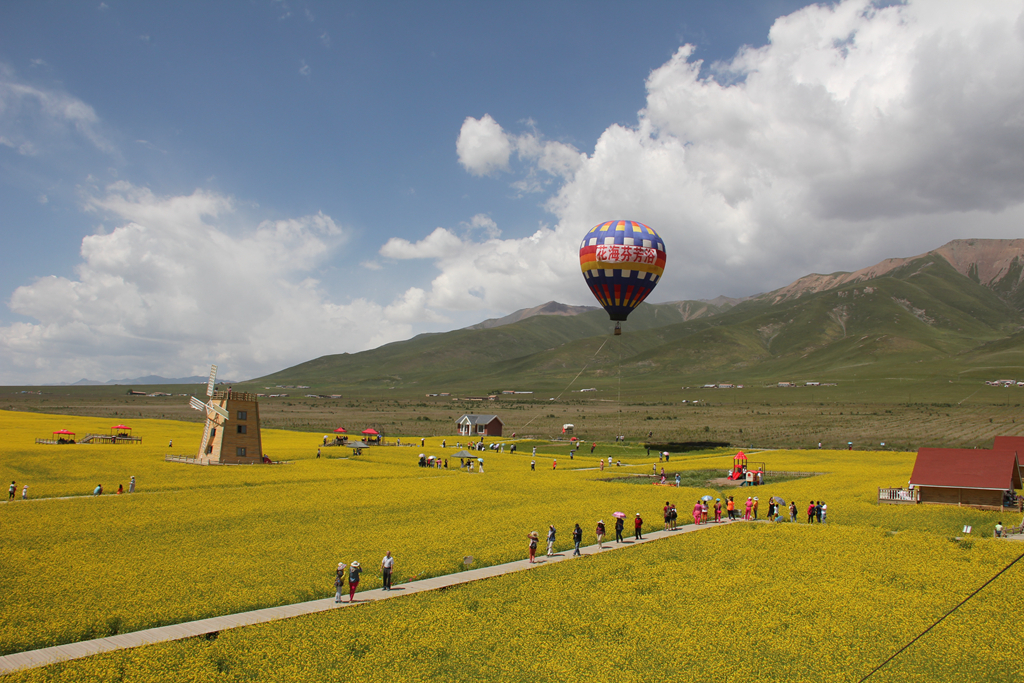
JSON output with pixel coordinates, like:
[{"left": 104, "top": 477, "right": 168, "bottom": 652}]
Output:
[
  {"left": 857, "top": 547, "right": 1024, "bottom": 682},
  {"left": 517, "top": 337, "right": 610, "bottom": 431}
]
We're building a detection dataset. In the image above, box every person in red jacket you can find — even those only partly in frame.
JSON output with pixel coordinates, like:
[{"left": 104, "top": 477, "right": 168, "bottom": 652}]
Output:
[
  {"left": 807, "top": 501, "right": 816, "bottom": 523},
  {"left": 634, "top": 513, "right": 644, "bottom": 540}
]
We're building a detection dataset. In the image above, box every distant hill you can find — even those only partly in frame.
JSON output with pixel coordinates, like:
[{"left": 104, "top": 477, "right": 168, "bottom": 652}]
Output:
[
  {"left": 465, "top": 301, "right": 598, "bottom": 330},
  {"left": 56, "top": 375, "right": 214, "bottom": 386},
  {"left": 240, "top": 238, "right": 1024, "bottom": 395}
]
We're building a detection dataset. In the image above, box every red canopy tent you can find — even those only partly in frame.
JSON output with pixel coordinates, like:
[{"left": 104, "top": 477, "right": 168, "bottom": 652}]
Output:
[
  {"left": 53, "top": 429, "right": 74, "bottom": 436},
  {"left": 333, "top": 427, "right": 347, "bottom": 433},
  {"left": 111, "top": 424, "right": 132, "bottom": 436},
  {"left": 362, "top": 428, "right": 379, "bottom": 435},
  {"left": 52, "top": 429, "right": 76, "bottom": 443}
]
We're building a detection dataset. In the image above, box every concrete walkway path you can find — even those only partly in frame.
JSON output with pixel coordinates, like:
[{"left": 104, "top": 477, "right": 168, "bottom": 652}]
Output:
[{"left": 0, "top": 519, "right": 739, "bottom": 675}]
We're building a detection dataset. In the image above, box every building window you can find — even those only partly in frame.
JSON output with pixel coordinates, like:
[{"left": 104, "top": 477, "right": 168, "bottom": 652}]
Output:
[
  {"left": 236, "top": 447, "right": 247, "bottom": 457},
  {"left": 237, "top": 425, "right": 247, "bottom": 434},
  {"left": 237, "top": 411, "right": 247, "bottom": 420}
]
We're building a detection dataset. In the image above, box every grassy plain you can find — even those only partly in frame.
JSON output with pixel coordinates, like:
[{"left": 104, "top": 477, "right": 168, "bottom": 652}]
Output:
[
  {"left": 5, "top": 379, "right": 1024, "bottom": 451},
  {"left": 2, "top": 407, "right": 1023, "bottom": 681}
]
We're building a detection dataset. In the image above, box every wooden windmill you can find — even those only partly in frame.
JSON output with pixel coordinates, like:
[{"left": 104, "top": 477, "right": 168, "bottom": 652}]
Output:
[{"left": 189, "top": 365, "right": 264, "bottom": 464}]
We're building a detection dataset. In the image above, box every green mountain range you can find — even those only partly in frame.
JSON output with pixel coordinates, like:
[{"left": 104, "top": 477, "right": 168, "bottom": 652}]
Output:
[{"left": 243, "top": 239, "right": 1024, "bottom": 400}]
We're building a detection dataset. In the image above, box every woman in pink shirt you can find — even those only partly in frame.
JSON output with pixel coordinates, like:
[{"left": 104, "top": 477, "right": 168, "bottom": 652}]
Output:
[
  {"left": 744, "top": 497, "right": 753, "bottom": 521},
  {"left": 692, "top": 500, "right": 702, "bottom": 525}
]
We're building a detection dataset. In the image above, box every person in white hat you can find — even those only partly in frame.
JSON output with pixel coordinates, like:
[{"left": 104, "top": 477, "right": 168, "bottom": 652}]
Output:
[
  {"left": 348, "top": 561, "right": 361, "bottom": 602},
  {"left": 527, "top": 531, "right": 539, "bottom": 563}
]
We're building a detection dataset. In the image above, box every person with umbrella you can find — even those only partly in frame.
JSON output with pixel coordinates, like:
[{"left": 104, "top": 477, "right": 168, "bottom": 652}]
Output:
[
  {"left": 774, "top": 496, "right": 787, "bottom": 522},
  {"left": 528, "top": 531, "right": 539, "bottom": 563},
  {"left": 614, "top": 513, "right": 625, "bottom": 543},
  {"left": 701, "top": 497, "right": 709, "bottom": 524}
]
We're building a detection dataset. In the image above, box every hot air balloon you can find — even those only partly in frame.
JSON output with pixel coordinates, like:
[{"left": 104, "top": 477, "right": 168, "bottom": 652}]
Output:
[{"left": 579, "top": 220, "right": 666, "bottom": 334}]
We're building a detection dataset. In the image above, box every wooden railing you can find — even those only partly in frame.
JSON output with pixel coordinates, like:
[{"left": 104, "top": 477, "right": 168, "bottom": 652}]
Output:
[{"left": 878, "top": 487, "right": 919, "bottom": 503}]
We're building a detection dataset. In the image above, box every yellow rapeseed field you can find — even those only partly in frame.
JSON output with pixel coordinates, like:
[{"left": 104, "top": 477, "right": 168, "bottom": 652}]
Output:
[{"left": 1, "top": 409, "right": 1021, "bottom": 681}]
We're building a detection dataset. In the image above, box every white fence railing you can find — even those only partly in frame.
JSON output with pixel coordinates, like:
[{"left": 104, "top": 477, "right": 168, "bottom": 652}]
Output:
[{"left": 878, "top": 487, "right": 918, "bottom": 503}]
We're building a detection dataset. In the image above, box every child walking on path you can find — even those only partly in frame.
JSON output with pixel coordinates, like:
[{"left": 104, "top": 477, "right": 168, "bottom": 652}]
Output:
[{"left": 334, "top": 563, "right": 346, "bottom": 603}]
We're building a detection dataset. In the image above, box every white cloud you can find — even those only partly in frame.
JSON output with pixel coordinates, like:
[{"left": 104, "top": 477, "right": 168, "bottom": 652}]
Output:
[
  {"left": 379, "top": 222, "right": 578, "bottom": 312},
  {"left": 456, "top": 114, "right": 512, "bottom": 176},
  {"left": 457, "top": 114, "right": 585, "bottom": 188},
  {"left": 383, "top": 288, "right": 448, "bottom": 324},
  {"left": 442, "top": 0, "right": 1024, "bottom": 307},
  {"left": 0, "top": 63, "right": 117, "bottom": 157},
  {"left": 463, "top": 213, "right": 500, "bottom": 239},
  {"left": 299, "top": 60, "right": 311, "bottom": 77},
  {"left": 0, "top": 184, "right": 440, "bottom": 383},
  {"left": 381, "top": 227, "right": 465, "bottom": 260}
]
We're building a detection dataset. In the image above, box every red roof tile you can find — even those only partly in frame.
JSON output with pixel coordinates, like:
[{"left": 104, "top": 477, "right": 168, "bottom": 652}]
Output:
[{"left": 910, "top": 448, "right": 1022, "bottom": 490}]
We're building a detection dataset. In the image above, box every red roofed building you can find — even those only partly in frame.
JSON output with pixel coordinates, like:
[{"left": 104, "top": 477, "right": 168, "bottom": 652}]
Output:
[
  {"left": 909, "top": 448, "right": 1022, "bottom": 509},
  {"left": 993, "top": 436, "right": 1024, "bottom": 451}
]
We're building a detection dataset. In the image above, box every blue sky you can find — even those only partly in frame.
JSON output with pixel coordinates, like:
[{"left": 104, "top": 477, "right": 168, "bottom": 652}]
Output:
[{"left": 2, "top": 1, "right": 1024, "bottom": 383}]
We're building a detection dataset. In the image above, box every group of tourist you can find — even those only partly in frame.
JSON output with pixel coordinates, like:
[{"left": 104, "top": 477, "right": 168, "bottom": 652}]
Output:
[
  {"left": 334, "top": 551, "right": 395, "bottom": 603},
  {"left": 9, "top": 475, "right": 140, "bottom": 501},
  {"left": 89, "top": 476, "right": 136, "bottom": 497}
]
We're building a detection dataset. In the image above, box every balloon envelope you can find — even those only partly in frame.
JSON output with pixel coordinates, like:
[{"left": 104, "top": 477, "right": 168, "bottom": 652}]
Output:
[{"left": 579, "top": 220, "right": 666, "bottom": 322}]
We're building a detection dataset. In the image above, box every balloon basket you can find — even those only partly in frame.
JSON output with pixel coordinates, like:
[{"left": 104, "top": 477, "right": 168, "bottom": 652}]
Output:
[{"left": 614, "top": 322, "right": 621, "bottom": 336}]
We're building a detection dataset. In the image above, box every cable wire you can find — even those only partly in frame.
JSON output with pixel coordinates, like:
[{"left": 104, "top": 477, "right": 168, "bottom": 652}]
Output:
[{"left": 858, "top": 547, "right": 1024, "bottom": 682}]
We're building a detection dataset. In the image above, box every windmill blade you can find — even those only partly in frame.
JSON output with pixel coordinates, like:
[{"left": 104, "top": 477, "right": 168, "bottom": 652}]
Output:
[
  {"left": 206, "top": 402, "right": 229, "bottom": 421},
  {"left": 189, "top": 396, "right": 206, "bottom": 412},
  {"left": 206, "top": 365, "right": 218, "bottom": 397}
]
